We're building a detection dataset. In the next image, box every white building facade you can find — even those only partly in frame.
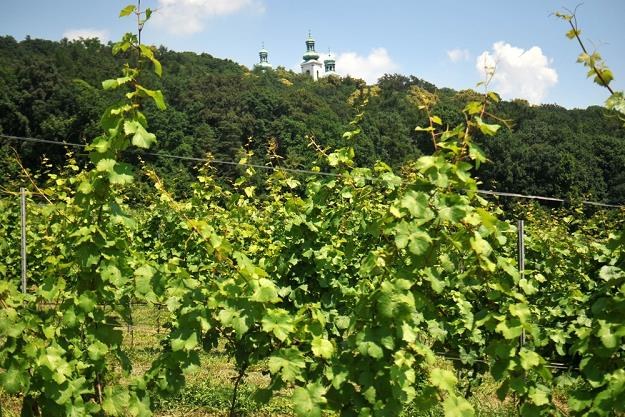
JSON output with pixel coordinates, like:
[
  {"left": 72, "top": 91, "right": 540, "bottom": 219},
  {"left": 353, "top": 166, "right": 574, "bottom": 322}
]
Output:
[{"left": 301, "top": 32, "right": 323, "bottom": 81}]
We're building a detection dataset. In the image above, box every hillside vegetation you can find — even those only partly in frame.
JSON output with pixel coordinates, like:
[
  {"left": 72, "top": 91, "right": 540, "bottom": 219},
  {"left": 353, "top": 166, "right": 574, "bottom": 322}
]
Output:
[{"left": 1, "top": 35, "right": 625, "bottom": 202}]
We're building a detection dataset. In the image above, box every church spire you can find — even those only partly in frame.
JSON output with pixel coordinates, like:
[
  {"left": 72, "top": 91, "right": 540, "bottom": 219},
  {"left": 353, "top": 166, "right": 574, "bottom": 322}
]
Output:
[
  {"left": 324, "top": 48, "right": 337, "bottom": 75},
  {"left": 300, "top": 31, "right": 324, "bottom": 81},
  {"left": 303, "top": 30, "right": 320, "bottom": 61},
  {"left": 256, "top": 42, "right": 272, "bottom": 70}
]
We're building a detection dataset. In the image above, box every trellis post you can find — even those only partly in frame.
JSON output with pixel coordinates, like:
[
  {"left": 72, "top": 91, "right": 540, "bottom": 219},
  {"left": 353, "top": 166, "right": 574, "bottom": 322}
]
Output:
[{"left": 20, "top": 187, "right": 27, "bottom": 294}]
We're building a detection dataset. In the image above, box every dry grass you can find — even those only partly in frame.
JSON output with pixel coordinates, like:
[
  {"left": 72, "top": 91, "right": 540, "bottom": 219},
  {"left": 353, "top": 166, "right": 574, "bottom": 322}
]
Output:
[{"left": 0, "top": 390, "right": 21, "bottom": 417}]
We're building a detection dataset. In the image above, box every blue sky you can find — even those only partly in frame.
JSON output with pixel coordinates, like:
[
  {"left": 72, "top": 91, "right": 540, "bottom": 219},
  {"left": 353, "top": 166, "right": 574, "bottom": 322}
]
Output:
[{"left": 1, "top": 0, "right": 624, "bottom": 108}]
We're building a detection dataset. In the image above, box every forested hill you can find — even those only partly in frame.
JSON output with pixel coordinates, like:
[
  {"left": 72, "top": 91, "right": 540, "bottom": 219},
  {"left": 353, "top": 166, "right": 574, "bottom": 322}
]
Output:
[{"left": 1, "top": 35, "right": 625, "bottom": 203}]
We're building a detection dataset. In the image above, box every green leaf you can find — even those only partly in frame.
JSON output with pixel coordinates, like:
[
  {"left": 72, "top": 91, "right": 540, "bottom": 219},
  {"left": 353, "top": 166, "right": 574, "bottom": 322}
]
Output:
[
  {"left": 487, "top": 91, "right": 500, "bottom": 103},
  {"left": 109, "top": 162, "right": 134, "bottom": 185},
  {"left": 599, "top": 265, "right": 623, "bottom": 281},
  {"left": 171, "top": 332, "right": 198, "bottom": 352},
  {"left": 394, "top": 221, "right": 432, "bottom": 256},
  {"left": 96, "top": 158, "right": 116, "bottom": 173},
  {"left": 468, "top": 143, "right": 486, "bottom": 168},
  {"left": 124, "top": 119, "right": 140, "bottom": 135},
  {"left": 218, "top": 308, "right": 249, "bottom": 336},
  {"left": 470, "top": 232, "right": 492, "bottom": 257},
  {"left": 401, "top": 322, "right": 418, "bottom": 343},
  {"left": 415, "top": 126, "right": 435, "bottom": 132},
  {"left": 151, "top": 89, "right": 167, "bottom": 110},
  {"left": 77, "top": 293, "right": 96, "bottom": 313},
  {"left": 597, "top": 321, "right": 618, "bottom": 349},
  {"left": 509, "top": 303, "right": 531, "bottom": 324},
  {"left": 129, "top": 123, "right": 156, "bottom": 149},
  {"left": 88, "top": 136, "right": 111, "bottom": 153},
  {"left": 268, "top": 348, "right": 306, "bottom": 382},
  {"left": 438, "top": 205, "right": 467, "bottom": 223},
  {"left": 119, "top": 4, "right": 136, "bottom": 17},
  {"left": 102, "top": 79, "right": 118, "bottom": 90},
  {"left": 555, "top": 11, "right": 573, "bottom": 21},
  {"left": 0, "top": 367, "right": 29, "bottom": 394},
  {"left": 139, "top": 44, "right": 154, "bottom": 60},
  {"left": 102, "top": 386, "right": 130, "bottom": 415},
  {"left": 594, "top": 68, "right": 613, "bottom": 87},
  {"left": 577, "top": 52, "right": 590, "bottom": 64},
  {"left": 137, "top": 85, "right": 166, "bottom": 110},
  {"left": 357, "top": 341, "right": 384, "bottom": 359},
  {"left": 134, "top": 265, "right": 155, "bottom": 295},
  {"left": 250, "top": 278, "right": 281, "bottom": 303},
  {"left": 464, "top": 101, "right": 482, "bottom": 115},
  {"left": 262, "top": 309, "right": 294, "bottom": 341},
  {"left": 102, "top": 76, "right": 132, "bottom": 90},
  {"left": 443, "top": 395, "right": 475, "bottom": 417},
  {"left": 430, "top": 368, "right": 457, "bottom": 393},
  {"left": 528, "top": 385, "right": 550, "bottom": 406},
  {"left": 362, "top": 385, "right": 377, "bottom": 405},
  {"left": 380, "top": 172, "right": 402, "bottom": 189},
  {"left": 87, "top": 340, "right": 109, "bottom": 361},
  {"left": 140, "top": 44, "right": 162, "bottom": 76},
  {"left": 519, "top": 348, "right": 541, "bottom": 370},
  {"left": 101, "top": 264, "right": 122, "bottom": 286},
  {"left": 566, "top": 28, "right": 581, "bottom": 39},
  {"left": 399, "top": 191, "right": 433, "bottom": 220},
  {"left": 292, "top": 383, "right": 327, "bottom": 417},
  {"left": 430, "top": 115, "right": 442, "bottom": 125},
  {"left": 342, "top": 129, "right": 361, "bottom": 140},
  {"left": 112, "top": 41, "right": 131, "bottom": 55},
  {"left": 311, "top": 337, "right": 334, "bottom": 359},
  {"left": 475, "top": 116, "right": 500, "bottom": 136},
  {"left": 78, "top": 181, "right": 93, "bottom": 194},
  {"left": 496, "top": 320, "right": 523, "bottom": 339},
  {"left": 605, "top": 92, "right": 625, "bottom": 115}
]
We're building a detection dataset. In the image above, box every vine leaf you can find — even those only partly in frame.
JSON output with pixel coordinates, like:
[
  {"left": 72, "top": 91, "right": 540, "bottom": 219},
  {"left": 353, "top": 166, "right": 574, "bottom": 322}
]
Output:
[
  {"left": 292, "top": 383, "right": 327, "bottom": 417},
  {"left": 119, "top": 4, "right": 136, "bottom": 17}
]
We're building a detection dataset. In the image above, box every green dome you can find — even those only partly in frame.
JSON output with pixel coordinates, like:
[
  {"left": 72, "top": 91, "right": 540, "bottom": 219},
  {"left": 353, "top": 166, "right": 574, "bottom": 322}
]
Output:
[{"left": 303, "top": 51, "right": 320, "bottom": 61}]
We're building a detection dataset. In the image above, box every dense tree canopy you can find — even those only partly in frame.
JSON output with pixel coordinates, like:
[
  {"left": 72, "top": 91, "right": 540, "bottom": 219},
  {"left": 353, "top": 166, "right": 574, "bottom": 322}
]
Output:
[{"left": 1, "top": 36, "right": 624, "bottom": 203}]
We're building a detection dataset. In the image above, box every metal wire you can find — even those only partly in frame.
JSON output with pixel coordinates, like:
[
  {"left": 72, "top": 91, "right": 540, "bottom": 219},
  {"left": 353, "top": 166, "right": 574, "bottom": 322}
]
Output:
[
  {"left": 0, "top": 134, "right": 87, "bottom": 148},
  {"left": 476, "top": 189, "right": 623, "bottom": 209},
  {"left": 0, "top": 133, "right": 339, "bottom": 178},
  {"left": 2, "top": 133, "right": 623, "bottom": 208}
]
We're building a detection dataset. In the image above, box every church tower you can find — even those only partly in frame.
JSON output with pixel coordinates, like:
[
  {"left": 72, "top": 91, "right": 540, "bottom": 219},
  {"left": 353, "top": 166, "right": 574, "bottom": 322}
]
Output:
[
  {"left": 301, "top": 31, "right": 323, "bottom": 81},
  {"left": 323, "top": 50, "right": 338, "bottom": 78},
  {"left": 255, "top": 43, "right": 272, "bottom": 70}
]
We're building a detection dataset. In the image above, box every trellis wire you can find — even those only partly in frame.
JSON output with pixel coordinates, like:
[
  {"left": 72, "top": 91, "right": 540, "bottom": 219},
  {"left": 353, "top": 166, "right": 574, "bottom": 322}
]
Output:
[{"left": 1, "top": 133, "right": 623, "bottom": 209}]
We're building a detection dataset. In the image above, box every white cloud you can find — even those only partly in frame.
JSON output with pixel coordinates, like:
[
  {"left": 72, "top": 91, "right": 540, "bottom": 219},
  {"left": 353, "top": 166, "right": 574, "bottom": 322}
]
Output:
[
  {"left": 476, "top": 41, "right": 558, "bottom": 104},
  {"left": 335, "top": 48, "right": 399, "bottom": 84},
  {"left": 63, "top": 29, "right": 109, "bottom": 42},
  {"left": 447, "top": 48, "right": 470, "bottom": 63},
  {"left": 154, "top": 0, "right": 265, "bottom": 35}
]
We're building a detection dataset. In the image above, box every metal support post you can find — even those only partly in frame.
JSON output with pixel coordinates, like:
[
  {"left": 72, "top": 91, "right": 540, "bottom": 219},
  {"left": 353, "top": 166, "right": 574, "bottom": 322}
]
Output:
[
  {"left": 517, "top": 219, "right": 526, "bottom": 346},
  {"left": 20, "top": 187, "right": 27, "bottom": 294}
]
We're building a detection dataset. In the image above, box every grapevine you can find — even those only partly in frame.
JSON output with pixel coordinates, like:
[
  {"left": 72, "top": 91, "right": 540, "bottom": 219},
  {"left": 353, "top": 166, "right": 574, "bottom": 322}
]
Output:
[{"left": 1, "top": 4, "right": 624, "bottom": 417}]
